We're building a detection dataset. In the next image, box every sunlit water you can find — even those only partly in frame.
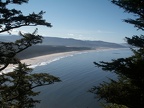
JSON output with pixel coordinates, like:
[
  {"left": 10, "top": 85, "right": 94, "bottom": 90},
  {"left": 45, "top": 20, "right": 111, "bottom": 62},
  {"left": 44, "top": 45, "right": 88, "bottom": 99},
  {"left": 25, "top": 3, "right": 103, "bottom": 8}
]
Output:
[{"left": 33, "top": 48, "right": 132, "bottom": 108}]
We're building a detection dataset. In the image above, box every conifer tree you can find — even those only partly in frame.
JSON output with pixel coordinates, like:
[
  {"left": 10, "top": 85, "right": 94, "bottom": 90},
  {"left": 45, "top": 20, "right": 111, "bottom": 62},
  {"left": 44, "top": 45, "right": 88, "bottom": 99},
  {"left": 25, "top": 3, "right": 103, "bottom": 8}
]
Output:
[
  {"left": 90, "top": 0, "right": 144, "bottom": 108},
  {"left": 0, "top": 0, "right": 61, "bottom": 107},
  {"left": 0, "top": 63, "right": 60, "bottom": 107}
]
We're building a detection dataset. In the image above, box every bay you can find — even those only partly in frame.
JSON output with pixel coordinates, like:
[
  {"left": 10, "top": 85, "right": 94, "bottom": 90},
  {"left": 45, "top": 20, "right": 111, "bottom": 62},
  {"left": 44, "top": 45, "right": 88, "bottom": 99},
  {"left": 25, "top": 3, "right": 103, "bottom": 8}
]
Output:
[{"left": 34, "top": 48, "right": 133, "bottom": 108}]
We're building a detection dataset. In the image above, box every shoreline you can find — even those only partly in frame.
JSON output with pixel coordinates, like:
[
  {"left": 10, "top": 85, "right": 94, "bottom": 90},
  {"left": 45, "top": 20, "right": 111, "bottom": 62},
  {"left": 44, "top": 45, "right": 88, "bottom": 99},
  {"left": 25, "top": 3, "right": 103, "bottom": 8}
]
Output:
[
  {"left": 2, "top": 50, "right": 94, "bottom": 73},
  {"left": 1, "top": 48, "right": 127, "bottom": 73},
  {"left": 21, "top": 47, "right": 123, "bottom": 67},
  {"left": 21, "top": 50, "right": 90, "bottom": 67}
]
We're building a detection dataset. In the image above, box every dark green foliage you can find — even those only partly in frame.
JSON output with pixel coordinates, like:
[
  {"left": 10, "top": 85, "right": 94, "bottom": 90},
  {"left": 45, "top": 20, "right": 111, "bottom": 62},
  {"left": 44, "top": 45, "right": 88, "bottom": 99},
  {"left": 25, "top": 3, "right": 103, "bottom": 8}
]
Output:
[
  {"left": 0, "top": 0, "right": 52, "bottom": 33},
  {"left": 94, "top": 47, "right": 144, "bottom": 89},
  {"left": 0, "top": 0, "right": 61, "bottom": 107},
  {"left": 112, "top": 0, "right": 144, "bottom": 30},
  {"left": 0, "top": 29, "right": 43, "bottom": 71},
  {"left": 102, "top": 103, "right": 128, "bottom": 108},
  {"left": 90, "top": 0, "right": 144, "bottom": 108},
  {"left": 126, "top": 35, "right": 144, "bottom": 47},
  {"left": 0, "top": 63, "right": 60, "bottom": 108},
  {"left": 90, "top": 76, "right": 142, "bottom": 108},
  {"left": 0, "top": 0, "right": 52, "bottom": 71},
  {"left": 92, "top": 37, "right": 144, "bottom": 107}
]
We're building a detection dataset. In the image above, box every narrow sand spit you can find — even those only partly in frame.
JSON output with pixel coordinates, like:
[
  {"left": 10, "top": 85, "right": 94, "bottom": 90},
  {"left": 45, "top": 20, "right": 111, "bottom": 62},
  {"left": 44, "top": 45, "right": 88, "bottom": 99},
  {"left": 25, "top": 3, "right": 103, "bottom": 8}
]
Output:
[
  {"left": 21, "top": 51, "right": 83, "bottom": 66},
  {"left": 20, "top": 48, "right": 115, "bottom": 66},
  {"left": 1, "top": 48, "right": 119, "bottom": 73},
  {"left": 1, "top": 50, "right": 92, "bottom": 73}
]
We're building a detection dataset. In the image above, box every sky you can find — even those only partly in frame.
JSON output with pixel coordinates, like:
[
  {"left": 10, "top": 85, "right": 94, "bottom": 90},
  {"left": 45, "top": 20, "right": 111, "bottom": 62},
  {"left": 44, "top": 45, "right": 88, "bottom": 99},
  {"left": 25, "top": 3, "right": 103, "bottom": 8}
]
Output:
[{"left": 2, "top": 0, "right": 144, "bottom": 43}]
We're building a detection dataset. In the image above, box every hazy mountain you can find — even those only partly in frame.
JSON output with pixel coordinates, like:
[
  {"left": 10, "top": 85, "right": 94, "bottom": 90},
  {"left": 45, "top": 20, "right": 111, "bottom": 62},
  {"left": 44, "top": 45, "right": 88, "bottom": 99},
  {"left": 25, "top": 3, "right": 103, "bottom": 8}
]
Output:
[
  {"left": 0, "top": 35, "right": 126, "bottom": 49},
  {"left": 42, "top": 37, "right": 125, "bottom": 48},
  {"left": 120, "top": 43, "right": 134, "bottom": 48},
  {"left": 0, "top": 35, "right": 126, "bottom": 59},
  {"left": 0, "top": 35, "right": 21, "bottom": 42},
  {"left": 16, "top": 45, "right": 91, "bottom": 59}
]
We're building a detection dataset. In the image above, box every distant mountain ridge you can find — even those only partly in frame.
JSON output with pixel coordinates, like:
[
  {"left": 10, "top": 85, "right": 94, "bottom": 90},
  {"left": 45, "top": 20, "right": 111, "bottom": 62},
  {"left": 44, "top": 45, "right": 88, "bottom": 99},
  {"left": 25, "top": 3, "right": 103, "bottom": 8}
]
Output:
[
  {"left": 0, "top": 35, "right": 126, "bottom": 48},
  {"left": 0, "top": 35, "right": 127, "bottom": 59}
]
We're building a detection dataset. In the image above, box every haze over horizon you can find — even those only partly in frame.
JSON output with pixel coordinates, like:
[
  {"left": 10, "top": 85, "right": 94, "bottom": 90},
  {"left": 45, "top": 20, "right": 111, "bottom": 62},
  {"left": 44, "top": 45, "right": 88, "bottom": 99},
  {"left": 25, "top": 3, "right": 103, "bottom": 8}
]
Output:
[{"left": 1, "top": 0, "right": 143, "bottom": 43}]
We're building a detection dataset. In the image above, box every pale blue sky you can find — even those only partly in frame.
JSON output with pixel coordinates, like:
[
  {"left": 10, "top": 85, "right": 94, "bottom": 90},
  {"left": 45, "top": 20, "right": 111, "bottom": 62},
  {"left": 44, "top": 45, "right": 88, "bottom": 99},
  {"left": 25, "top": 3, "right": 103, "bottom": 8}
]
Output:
[{"left": 5, "top": 0, "right": 144, "bottom": 43}]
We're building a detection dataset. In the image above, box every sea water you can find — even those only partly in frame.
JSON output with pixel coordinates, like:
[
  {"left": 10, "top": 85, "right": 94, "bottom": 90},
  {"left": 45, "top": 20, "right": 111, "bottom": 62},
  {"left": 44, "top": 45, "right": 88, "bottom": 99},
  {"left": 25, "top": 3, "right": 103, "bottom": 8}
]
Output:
[{"left": 34, "top": 48, "right": 133, "bottom": 108}]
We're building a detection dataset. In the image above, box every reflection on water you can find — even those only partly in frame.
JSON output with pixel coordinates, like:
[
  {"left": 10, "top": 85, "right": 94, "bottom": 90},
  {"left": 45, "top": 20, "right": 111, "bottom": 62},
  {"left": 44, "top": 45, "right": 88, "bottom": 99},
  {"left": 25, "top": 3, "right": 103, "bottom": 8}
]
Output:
[{"left": 34, "top": 48, "right": 132, "bottom": 108}]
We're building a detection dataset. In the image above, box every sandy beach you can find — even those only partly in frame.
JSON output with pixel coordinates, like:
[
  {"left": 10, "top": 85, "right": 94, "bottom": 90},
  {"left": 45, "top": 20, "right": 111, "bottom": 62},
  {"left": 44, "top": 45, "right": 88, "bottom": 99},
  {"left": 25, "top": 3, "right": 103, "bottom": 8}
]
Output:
[
  {"left": 1, "top": 48, "right": 120, "bottom": 73},
  {"left": 21, "top": 51, "right": 86, "bottom": 66},
  {"left": 2, "top": 50, "right": 94, "bottom": 73},
  {"left": 20, "top": 48, "right": 116, "bottom": 66}
]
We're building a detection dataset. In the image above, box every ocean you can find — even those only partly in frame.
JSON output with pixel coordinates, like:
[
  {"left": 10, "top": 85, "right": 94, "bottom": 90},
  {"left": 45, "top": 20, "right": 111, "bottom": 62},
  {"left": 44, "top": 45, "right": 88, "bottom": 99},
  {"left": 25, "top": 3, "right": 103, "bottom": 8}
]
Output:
[{"left": 33, "top": 48, "right": 133, "bottom": 108}]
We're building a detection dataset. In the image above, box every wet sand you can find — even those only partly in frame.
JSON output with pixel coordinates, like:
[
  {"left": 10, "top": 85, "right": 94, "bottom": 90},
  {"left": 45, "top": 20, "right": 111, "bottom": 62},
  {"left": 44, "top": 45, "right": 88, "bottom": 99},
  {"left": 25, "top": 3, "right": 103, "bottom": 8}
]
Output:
[
  {"left": 2, "top": 50, "right": 93, "bottom": 73},
  {"left": 1, "top": 48, "right": 117, "bottom": 73},
  {"left": 21, "top": 51, "right": 86, "bottom": 66}
]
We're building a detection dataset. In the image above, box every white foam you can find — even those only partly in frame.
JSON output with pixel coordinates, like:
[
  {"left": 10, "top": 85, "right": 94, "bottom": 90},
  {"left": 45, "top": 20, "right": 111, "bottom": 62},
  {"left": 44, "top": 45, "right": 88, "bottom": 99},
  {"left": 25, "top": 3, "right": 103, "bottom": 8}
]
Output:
[
  {"left": 31, "top": 54, "right": 75, "bottom": 68},
  {"left": 1, "top": 48, "right": 124, "bottom": 74}
]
